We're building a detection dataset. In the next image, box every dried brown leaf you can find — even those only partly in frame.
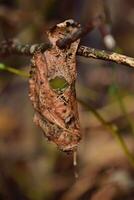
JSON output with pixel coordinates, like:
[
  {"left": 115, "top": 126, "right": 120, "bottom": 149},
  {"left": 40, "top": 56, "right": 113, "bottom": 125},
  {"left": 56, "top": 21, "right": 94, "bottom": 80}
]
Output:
[{"left": 29, "top": 20, "right": 81, "bottom": 152}]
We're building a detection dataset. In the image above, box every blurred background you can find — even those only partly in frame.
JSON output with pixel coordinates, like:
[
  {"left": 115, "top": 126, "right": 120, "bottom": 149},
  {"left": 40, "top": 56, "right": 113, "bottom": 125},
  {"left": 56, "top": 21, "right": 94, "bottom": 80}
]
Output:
[{"left": 0, "top": 0, "right": 134, "bottom": 199}]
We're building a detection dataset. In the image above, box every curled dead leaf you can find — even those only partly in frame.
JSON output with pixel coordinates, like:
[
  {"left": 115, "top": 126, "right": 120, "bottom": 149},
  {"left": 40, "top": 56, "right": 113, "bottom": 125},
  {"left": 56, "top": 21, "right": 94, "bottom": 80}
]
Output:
[{"left": 29, "top": 19, "right": 81, "bottom": 152}]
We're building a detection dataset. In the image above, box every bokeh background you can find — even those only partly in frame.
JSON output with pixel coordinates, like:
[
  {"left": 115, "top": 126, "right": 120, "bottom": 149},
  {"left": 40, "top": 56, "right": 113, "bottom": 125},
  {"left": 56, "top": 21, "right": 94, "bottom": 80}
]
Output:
[{"left": 0, "top": 0, "right": 134, "bottom": 199}]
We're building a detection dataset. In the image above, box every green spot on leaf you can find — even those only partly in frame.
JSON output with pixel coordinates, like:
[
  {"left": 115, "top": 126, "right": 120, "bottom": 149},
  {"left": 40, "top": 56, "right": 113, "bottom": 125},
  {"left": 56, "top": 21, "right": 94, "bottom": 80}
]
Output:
[
  {"left": 0, "top": 63, "right": 5, "bottom": 70},
  {"left": 49, "top": 76, "right": 69, "bottom": 91}
]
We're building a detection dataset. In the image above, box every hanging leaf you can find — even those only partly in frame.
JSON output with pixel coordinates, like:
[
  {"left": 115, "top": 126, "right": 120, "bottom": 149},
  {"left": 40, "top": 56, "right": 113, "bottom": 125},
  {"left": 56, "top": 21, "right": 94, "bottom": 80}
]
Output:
[{"left": 29, "top": 19, "right": 81, "bottom": 152}]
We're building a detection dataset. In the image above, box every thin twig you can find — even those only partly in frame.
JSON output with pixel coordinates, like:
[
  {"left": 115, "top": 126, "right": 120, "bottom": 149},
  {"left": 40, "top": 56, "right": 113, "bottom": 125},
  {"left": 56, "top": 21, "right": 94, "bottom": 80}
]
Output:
[
  {"left": 0, "top": 40, "right": 52, "bottom": 56},
  {"left": 77, "top": 46, "right": 134, "bottom": 68},
  {"left": 111, "top": 84, "right": 134, "bottom": 136},
  {"left": 78, "top": 99, "right": 134, "bottom": 167},
  {"left": 0, "top": 63, "right": 29, "bottom": 77},
  {"left": 0, "top": 41, "right": 134, "bottom": 68}
]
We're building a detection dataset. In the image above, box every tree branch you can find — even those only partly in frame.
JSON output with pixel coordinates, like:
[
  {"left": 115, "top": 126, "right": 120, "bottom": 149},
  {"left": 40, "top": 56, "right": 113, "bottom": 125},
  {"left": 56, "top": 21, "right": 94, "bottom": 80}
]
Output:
[
  {"left": 77, "top": 46, "right": 134, "bottom": 68},
  {"left": 0, "top": 40, "right": 52, "bottom": 57},
  {"left": 0, "top": 40, "right": 134, "bottom": 68}
]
